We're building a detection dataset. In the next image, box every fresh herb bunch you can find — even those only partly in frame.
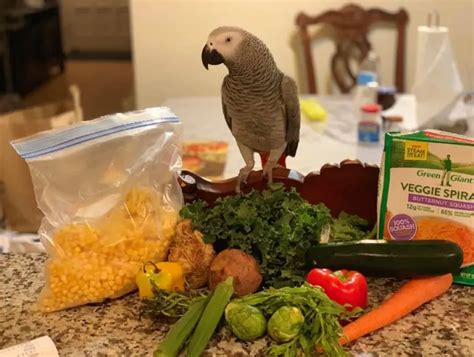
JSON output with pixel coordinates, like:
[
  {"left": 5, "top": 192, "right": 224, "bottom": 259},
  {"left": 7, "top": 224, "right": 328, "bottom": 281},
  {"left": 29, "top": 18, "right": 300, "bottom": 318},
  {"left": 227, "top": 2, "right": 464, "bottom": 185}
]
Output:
[
  {"left": 180, "top": 184, "right": 333, "bottom": 287},
  {"left": 234, "top": 283, "right": 360, "bottom": 357},
  {"left": 140, "top": 288, "right": 208, "bottom": 320}
]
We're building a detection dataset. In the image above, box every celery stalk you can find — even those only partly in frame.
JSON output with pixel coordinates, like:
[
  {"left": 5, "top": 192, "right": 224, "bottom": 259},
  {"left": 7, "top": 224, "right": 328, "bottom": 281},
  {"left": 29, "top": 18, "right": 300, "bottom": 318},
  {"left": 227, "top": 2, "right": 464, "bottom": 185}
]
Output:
[
  {"left": 186, "top": 277, "right": 234, "bottom": 357},
  {"left": 154, "top": 296, "right": 210, "bottom": 357}
]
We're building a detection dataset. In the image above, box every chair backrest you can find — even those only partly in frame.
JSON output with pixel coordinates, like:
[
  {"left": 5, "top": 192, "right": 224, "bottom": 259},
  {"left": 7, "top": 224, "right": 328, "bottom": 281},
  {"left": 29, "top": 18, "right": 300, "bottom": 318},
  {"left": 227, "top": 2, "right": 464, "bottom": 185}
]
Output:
[{"left": 296, "top": 3, "right": 409, "bottom": 94}]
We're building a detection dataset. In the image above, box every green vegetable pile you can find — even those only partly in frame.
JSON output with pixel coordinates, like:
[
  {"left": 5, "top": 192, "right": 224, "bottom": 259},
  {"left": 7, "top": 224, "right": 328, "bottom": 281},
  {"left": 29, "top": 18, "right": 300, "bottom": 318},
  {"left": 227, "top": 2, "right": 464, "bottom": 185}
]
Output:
[
  {"left": 228, "top": 283, "right": 359, "bottom": 357},
  {"left": 180, "top": 184, "right": 372, "bottom": 287},
  {"left": 143, "top": 281, "right": 356, "bottom": 356},
  {"left": 181, "top": 184, "right": 332, "bottom": 287}
]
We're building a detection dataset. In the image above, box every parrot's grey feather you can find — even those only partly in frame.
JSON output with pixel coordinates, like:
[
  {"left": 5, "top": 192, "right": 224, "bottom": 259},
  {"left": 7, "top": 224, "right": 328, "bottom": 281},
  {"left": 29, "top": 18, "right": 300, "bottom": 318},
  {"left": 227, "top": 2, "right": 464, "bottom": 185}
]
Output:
[
  {"left": 206, "top": 26, "right": 301, "bottom": 190},
  {"left": 221, "top": 78, "right": 232, "bottom": 131},
  {"left": 212, "top": 28, "right": 300, "bottom": 157},
  {"left": 281, "top": 75, "right": 300, "bottom": 157},
  {"left": 222, "top": 71, "right": 286, "bottom": 152}
]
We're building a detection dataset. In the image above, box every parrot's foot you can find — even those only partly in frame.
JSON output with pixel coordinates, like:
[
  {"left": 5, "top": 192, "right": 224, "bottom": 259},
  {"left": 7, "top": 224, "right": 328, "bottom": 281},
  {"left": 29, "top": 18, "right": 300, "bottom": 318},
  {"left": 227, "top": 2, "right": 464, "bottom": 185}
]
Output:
[
  {"left": 262, "top": 161, "right": 282, "bottom": 185},
  {"left": 235, "top": 166, "right": 253, "bottom": 193}
]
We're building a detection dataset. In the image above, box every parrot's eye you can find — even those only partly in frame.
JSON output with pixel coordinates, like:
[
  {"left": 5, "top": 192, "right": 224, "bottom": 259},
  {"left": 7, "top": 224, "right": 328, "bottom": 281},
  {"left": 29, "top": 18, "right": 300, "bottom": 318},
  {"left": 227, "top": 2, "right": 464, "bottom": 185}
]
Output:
[{"left": 226, "top": 37, "right": 231, "bottom": 43}]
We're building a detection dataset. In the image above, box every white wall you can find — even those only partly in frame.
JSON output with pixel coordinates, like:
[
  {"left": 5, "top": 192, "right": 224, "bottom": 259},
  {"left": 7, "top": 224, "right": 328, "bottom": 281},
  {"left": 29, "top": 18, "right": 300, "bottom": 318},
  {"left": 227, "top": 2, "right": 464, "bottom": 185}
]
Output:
[{"left": 131, "top": 0, "right": 474, "bottom": 108}]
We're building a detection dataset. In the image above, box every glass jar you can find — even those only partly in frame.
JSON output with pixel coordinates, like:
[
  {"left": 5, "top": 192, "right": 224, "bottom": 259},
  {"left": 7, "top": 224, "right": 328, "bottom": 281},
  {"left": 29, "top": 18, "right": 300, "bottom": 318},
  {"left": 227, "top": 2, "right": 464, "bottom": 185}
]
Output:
[
  {"left": 382, "top": 115, "right": 404, "bottom": 133},
  {"left": 377, "top": 86, "right": 397, "bottom": 110}
]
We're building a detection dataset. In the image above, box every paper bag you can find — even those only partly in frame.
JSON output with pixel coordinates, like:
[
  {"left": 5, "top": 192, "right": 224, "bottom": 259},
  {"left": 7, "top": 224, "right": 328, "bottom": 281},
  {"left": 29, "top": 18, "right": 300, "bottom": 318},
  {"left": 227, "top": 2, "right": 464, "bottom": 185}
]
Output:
[{"left": 0, "top": 86, "right": 82, "bottom": 232}]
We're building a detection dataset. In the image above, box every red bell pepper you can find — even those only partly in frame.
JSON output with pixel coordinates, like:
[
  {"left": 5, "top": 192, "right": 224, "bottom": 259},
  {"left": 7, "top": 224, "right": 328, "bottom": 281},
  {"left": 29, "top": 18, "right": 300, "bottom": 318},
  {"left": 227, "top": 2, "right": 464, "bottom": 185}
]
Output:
[{"left": 306, "top": 268, "right": 368, "bottom": 310}]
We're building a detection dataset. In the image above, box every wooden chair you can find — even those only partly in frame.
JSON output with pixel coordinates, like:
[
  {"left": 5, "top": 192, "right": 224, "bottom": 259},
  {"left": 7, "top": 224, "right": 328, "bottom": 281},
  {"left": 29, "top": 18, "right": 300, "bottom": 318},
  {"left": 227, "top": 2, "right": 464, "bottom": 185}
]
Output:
[{"left": 296, "top": 3, "right": 409, "bottom": 94}]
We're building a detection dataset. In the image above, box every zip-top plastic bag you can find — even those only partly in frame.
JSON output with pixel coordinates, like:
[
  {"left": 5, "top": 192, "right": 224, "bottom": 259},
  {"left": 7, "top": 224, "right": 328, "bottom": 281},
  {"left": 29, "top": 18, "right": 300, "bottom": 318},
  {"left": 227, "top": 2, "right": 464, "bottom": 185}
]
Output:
[{"left": 12, "top": 108, "right": 183, "bottom": 311}]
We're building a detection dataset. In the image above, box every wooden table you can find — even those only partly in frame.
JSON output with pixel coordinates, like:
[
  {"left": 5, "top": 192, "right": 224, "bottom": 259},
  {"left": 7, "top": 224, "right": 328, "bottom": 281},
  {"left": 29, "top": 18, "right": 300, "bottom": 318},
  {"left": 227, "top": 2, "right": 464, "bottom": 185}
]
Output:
[{"left": 162, "top": 95, "right": 420, "bottom": 178}]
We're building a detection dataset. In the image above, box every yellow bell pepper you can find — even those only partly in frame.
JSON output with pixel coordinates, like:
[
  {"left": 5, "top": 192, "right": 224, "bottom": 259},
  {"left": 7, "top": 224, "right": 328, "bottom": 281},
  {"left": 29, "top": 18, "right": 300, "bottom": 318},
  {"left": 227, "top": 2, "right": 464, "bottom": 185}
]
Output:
[
  {"left": 136, "top": 261, "right": 185, "bottom": 299},
  {"left": 155, "top": 262, "right": 185, "bottom": 291}
]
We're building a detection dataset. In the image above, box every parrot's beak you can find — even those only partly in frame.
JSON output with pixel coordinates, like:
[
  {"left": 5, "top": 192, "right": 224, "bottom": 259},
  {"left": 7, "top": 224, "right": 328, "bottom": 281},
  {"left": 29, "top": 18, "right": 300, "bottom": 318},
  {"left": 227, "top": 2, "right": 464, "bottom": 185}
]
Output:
[{"left": 201, "top": 45, "right": 224, "bottom": 70}]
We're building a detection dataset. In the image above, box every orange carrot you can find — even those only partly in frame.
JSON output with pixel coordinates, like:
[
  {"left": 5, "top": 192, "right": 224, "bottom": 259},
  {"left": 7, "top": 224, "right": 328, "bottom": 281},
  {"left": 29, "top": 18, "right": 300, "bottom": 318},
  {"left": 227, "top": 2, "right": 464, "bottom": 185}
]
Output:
[{"left": 339, "top": 274, "right": 453, "bottom": 346}]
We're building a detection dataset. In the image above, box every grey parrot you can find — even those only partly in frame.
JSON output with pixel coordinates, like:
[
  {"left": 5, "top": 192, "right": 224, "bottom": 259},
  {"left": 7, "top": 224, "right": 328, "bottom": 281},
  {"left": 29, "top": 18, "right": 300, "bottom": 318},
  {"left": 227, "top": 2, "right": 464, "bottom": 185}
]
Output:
[{"left": 201, "top": 26, "right": 300, "bottom": 192}]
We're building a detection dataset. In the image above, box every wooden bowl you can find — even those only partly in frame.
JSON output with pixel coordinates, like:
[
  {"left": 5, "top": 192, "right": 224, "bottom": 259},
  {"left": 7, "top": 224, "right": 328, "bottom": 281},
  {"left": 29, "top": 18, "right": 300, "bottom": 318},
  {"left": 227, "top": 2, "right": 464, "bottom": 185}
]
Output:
[{"left": 178, "top": 159, "right": 380, "bottom": 227}]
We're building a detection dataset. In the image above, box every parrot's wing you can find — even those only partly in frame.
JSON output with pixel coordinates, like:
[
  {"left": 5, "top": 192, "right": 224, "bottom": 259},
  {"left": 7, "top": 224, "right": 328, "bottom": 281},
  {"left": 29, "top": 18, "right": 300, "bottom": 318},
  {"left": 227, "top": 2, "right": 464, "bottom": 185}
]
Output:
[
  {"left": 281, "top": 75, "right": 300, "bottom": 157},
  {"left": 221, "top": 77, "right": 232, "bottom": 131}
]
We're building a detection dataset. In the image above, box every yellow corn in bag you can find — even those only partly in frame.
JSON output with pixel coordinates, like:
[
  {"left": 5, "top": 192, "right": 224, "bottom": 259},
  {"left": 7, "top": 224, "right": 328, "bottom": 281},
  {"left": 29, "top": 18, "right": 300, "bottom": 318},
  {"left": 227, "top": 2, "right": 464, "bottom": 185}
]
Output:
[
  {"left": 11, "top": 108, "right": 183, "bottom": 311},
  {"left": 39, "top": 187, "right": 178, "bottom": 312}
]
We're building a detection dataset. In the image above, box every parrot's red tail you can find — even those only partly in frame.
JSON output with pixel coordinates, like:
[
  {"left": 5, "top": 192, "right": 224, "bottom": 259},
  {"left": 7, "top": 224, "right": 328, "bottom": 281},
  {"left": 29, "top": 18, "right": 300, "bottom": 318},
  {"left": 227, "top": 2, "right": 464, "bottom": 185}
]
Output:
[{"left": 258, "top": 152, "right": 287, "bottom": 168}]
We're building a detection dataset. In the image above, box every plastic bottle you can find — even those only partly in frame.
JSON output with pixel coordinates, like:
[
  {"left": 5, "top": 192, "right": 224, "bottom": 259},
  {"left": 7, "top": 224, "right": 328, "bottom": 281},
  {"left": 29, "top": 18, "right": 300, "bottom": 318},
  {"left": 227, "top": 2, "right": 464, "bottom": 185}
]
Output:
[
  {"left": 353, "top": 51, "right": 380, "bottom": 114},
  {"left": 358, "top": 103, "right": 382, "bottom": 144},
  {"left": 358, "top": 51, "right": 379, "bottom": 84}
]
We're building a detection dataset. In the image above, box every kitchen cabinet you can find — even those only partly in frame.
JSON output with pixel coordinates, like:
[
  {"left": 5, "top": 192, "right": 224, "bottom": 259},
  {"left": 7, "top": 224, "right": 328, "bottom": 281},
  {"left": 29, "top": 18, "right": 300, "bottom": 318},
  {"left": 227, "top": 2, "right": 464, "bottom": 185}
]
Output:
[{"left": 4, "top": 4, "right": 64, "bottom": 95}]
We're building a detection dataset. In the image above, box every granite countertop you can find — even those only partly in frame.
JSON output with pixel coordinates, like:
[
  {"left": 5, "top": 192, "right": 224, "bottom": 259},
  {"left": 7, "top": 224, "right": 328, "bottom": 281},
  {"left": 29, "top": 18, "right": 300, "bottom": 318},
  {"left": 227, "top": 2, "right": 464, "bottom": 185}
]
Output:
[{"left": 1, "top": 253, "right": 473, "bottom": 356}]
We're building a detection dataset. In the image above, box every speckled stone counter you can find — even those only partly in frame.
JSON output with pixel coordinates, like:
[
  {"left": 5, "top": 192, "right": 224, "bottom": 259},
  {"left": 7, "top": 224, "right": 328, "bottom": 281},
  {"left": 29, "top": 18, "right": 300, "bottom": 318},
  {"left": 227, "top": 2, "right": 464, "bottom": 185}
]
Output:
[{"left": 1, "top": 253, "right": 473, "bottom": 356}]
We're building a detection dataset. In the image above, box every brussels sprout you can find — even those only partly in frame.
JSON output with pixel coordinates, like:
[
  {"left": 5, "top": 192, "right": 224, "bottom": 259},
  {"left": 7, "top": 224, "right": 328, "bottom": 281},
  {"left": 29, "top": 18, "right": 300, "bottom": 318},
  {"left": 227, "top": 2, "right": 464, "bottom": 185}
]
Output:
[
  {"left": 225, "top": 302, "right": 267, "bottom": 341},
  {"left": 267, "top": 306, "right": 304, "bottom": 342}
]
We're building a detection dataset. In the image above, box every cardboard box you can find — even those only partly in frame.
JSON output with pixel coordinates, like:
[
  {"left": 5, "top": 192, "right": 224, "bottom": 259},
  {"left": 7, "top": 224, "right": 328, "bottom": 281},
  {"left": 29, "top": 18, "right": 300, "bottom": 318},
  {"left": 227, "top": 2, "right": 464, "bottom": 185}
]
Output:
[
  {"left": 378, "top": 130, "right": 474, "bottom": 285},
  {"left": 0, "top": 86, "right": 82, "bottom": 232}
]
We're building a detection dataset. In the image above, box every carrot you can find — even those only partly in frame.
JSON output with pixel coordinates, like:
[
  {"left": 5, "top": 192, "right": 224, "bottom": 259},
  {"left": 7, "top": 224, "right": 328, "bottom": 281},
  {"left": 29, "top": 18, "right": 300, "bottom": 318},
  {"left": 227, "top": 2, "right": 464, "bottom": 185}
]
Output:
[{"left": 339, "top": 273, "right": 453, "bottom": 346}]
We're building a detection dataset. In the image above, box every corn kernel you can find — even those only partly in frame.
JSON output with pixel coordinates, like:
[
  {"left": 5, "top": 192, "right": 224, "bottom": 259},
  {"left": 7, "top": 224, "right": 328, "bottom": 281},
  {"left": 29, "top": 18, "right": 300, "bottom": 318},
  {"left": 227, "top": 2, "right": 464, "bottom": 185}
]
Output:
[{"left": 38, "top": 187, "right": 177, "bottom": 312}]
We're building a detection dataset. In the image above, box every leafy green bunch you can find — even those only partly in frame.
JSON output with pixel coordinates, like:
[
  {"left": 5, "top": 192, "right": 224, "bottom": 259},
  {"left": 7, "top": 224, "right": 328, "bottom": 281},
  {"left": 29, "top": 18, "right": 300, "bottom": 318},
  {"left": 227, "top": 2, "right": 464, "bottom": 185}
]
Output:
[
  {"left": 180, "top": 184, "right": 333, "bottom": 287},
  {"left": 234, "top": 284, "right": 359, "bottom": 357}
]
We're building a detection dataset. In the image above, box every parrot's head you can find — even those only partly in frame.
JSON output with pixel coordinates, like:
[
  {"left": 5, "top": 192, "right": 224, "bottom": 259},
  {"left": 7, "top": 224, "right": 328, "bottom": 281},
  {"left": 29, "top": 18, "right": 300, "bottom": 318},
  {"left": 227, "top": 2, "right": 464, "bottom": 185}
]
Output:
[{"left": 201, "top": 26, "right": 246, "bottom": 70}]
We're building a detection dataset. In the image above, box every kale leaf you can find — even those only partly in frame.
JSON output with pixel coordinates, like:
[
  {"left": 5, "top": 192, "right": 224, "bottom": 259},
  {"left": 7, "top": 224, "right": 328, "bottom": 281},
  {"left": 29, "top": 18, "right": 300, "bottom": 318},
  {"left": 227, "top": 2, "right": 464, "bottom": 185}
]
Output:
[{"left": 329, "top": 211, "right": 372, "bottom": 242}]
